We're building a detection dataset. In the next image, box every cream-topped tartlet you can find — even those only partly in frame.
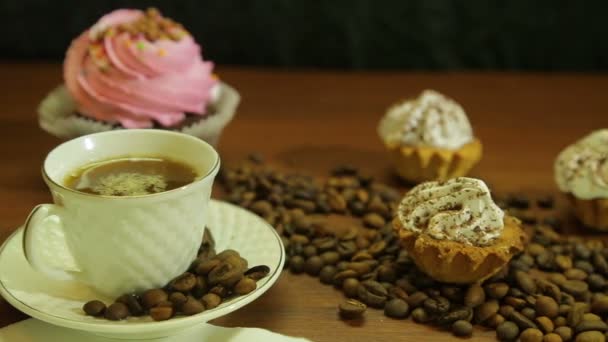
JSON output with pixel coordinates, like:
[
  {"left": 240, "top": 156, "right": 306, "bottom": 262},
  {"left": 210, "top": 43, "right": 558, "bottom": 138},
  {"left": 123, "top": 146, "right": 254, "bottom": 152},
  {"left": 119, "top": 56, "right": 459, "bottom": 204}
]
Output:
[
  {"left": 393, "top": 177, "right": 526, "bottom": 284},
  {"left": 378, "top": 90, "right": 482, "bottom": 183},
  {"left": 555, "top": 129, "right": 608, "bottom": 231}
]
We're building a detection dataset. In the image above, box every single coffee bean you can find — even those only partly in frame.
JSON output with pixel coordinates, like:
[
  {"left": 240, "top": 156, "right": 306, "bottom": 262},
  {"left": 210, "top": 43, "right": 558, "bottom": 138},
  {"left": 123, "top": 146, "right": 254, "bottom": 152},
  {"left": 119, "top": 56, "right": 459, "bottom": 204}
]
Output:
[
  {"left": 475, "top": 300, "right": 499, "bottom": 323},
  {"left": 320, "top": 251, "right": 341, "bottom": 265},
  {"left": 83, "top": 300, "right": 106, "bottom": 317},
  {"left": 377, "top": 264, "right": 397, "bottom": 283},
  {"left": 542, "top": 333, "right": 562, "bottom": 342},
  {"left": 117, "top": 294, "right": 144, "bottom": 316},
  {"left": 500, "top": 305, "right": 516, "bottom": 318},
  {"left": 104, "top": 302, "right": 129, "bottom": 321},
  {"left": 510, "top": 311, "right": 539, "bottom": 330},
  {"left": 235, "top": 277, "right": 257, "bottom": 295},
  {"left": 554, "top": 316, "right": 567, "bottom": 327},
  {"left": 583, "top": 313, "right": 602, "bottom": 321},
  {"left": 451, "top": 320, "right": 473, "bottom": 337},
  {"left": 289, "top": 255, "right": 305, "bottom": 273},
  {"left": 150, "top": 306, "right": 173, "bottom": 321},
  {"left": 388, "top": 286, "right": 408, "bottom": 301},
  {"left": 537, "top": 296, "right": 560, "bottom": 318},
  {"left": 343, "top": 278, "right": 360, "bottom": 298},
  {"left": 424, "top": 296, "right": 450, "bottom": 315},
  {"left": 201, "top": 293, "right": 222, "bottom": 310},
  {"left": 465, "top": 284, "right": 486, "bottom": 307},
  {"left": 411, "top": 307, "right": 431, "bottom": 323},
  {"left": 516, "top": 271, "right": 538, "bottom": 294},
  {"left": 171, "top": 272, "right": 197, "bottom": 292},
  {"left": 209, "top": 284, "right": 230, "bottom": 298},
  {"left": 250, "top": 200, "right": 273, "bottom": 216},
  {"left": 556, "top": 255, "right": 574, "bottom": 271},
  {"left": 565, "top": 269, "right": 588, "bottom": 281},
  {"left": 169, "top": 292, "right": 188, "bottom": 308},
  {"left": 141, "top": 289, "right": 168, "bottom": 309},
  {"left": 368, "top": 240, "right": 387, "bottom": 256},
  {"left": 496, "top": 321, "right": 520, "bottom": 341},
  {"left": 303, "top": 245, "right": 318, "bottom": 258},
  {"left": 304, "top": 256, "right": 324, "bottom": 276},
  {"left": 157, "top": 300, "right": 175, "bottom": 308},
  {"left": 358, "top": 280, "right": 388, "bottom": 308},
  {"left": 592, "top": 253, "right": 608, "bottom": 275},
  {"left": 520, "top": 328, "right": 543, "bottom": 342},
  {"left": 319, "top": 265, "right": 338, "bottom": 284},
  {"left": 486, "top": 282, "right": 510, "bottom": 299},
  {"left": 244, "top": 265, "right": 271, "bottom": 281},
  {"left": 575, "top": 331, "right": 605, "bottom": 342},
  {"left": 407, "top": 291, "right": 428, "bottom": 308},
  {"left": 363, "top": 213, "right": 385, "bottom": 229},
  {"left": 528, "top": 243, "right": 547, "bottom": 256},
  {"left": 575, "top": 320, "right": 608, "bottom": 334},
  {"left": 554, "top": 326, "right": 573, "bottom": 342},
  {"left": 181, "top": 296, "right": 205, "bottom": 315},
  {"left": 384, "top": 299, "right": 409, "bottom": 319},
  {"left": 561, "top": 280, "right": 589, "bottom": 297},
  {"left": 505, "top": 296, "right": 527, "bottom": 309},
  {"left": 536, "top": 316, "right": 555, "bottom": 333},
  {"left": 338, "top": 299, "right": 367, "bottom": 319}
]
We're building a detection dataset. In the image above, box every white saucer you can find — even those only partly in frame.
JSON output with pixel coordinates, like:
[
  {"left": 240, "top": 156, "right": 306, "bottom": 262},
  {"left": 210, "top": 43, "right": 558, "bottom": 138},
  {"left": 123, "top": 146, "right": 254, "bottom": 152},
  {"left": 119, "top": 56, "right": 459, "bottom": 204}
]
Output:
[{"left": 0, "top": 200, "right": 284, "bottom": 339}]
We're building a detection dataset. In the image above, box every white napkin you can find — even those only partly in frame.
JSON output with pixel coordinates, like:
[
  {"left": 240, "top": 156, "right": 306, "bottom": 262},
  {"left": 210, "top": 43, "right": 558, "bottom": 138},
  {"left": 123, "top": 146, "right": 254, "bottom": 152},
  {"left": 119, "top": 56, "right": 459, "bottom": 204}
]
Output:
[{"left": 0, "top": 319, "right": 310, "bottom": 342}]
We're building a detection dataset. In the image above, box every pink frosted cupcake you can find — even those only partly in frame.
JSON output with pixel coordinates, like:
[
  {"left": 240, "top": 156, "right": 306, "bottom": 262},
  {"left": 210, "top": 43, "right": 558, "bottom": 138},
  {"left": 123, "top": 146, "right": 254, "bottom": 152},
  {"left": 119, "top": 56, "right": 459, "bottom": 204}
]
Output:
[{"left": 38, "top": 8, "right": 240, "bottom": 146}]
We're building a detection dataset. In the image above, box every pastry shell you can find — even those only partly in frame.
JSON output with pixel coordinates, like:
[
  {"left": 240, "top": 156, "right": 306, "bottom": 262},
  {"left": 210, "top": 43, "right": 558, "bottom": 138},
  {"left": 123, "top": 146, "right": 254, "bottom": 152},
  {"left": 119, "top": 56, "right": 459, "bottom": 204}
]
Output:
[
  {"left": 567, "top": 194, "right": 608, "bottom": 231},
  {"left": 393, "top": 215, "right": 526, "bottom": 284},
  {"left": 384, "top": 139, "right": 482, "bottom": 183}
]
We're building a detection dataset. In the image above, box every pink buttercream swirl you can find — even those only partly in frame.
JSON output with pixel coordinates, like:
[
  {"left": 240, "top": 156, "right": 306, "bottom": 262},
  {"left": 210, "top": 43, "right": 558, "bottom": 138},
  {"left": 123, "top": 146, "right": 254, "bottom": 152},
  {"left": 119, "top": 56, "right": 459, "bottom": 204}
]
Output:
[{"left": 63, "top": 9, "right": 218, "bottom": 128}]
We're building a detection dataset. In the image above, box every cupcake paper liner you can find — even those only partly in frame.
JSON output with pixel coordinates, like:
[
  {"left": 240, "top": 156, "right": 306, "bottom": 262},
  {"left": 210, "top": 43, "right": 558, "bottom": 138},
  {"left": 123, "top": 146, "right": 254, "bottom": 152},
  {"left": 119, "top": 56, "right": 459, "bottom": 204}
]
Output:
[
  {"left": 385, "top": 139, "right": 483, "bottom": 183},
  {"left": 394, "top": 216, "right": 526, "bottom": 284},
  {"left": 38, "top": 82, "right": 240, "bottom": 147},
  {"left": 568, "top": 195, "right": 608, "bottom": 231}
]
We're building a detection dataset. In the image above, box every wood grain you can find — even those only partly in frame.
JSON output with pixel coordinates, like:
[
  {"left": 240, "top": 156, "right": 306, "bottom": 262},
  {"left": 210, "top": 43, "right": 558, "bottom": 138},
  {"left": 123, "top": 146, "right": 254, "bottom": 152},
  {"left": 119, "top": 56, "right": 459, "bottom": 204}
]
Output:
[{"left": 1, "top": 63, "right": 608, "bottom": 341}]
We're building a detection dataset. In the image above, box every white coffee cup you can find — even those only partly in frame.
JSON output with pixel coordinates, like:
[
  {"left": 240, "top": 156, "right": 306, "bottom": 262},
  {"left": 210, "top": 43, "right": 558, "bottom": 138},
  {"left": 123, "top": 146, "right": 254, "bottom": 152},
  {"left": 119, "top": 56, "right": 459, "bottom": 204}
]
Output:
[{"left": 22, "top": 129, "right": 220, "bottom": 298}]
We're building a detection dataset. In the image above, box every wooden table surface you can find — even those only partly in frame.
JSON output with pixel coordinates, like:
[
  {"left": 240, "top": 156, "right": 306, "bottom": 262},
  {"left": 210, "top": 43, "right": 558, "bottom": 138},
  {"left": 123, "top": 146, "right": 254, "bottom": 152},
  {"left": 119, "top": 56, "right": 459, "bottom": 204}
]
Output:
[{"left": 1, "top": 63, "right": 608, "bottom": 341}]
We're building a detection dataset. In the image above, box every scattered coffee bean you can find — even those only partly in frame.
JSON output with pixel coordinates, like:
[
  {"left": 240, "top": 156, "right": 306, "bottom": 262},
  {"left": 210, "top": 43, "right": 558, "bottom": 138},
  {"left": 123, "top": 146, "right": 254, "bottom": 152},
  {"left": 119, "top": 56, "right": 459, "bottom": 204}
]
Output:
[
  {"left": 169, "top": 292, "right": 188, "bottom": 308},
  {"left": 452, "top": 320, "right": 473, "bottom": 337},
  {"left": 537, "top": 296, "right": 560, "bottom": 318},
  {"left": 83, "top": 300, "right": 106, "bottom": 317},
  {"left": 171, "top": 272, "right": 197, "bottom": 292},
  {"left": 201, "top": 293, "right": 221, "bottom": 310},
  {"left": 412, "top": 307, "right": 431, "bottom": 323},
  {"left": 104, "top": 302, "right": 129, "bottom": 321},
  {"left": 507, "top": 194, "right": 530, "bottom": 209},
  {"left": 465, "top": 284, "right": 486, "bottom": 307},
  {"left": 339, "top": 299, "right": 367, "bottom": 319},
  {"left": 536, "top": 316, "right": 555, "bottom": 333},
  {"left": 438, "top": 307, "right": 473, "bottom": 326},
  {"left": 575, "top": 331, "right": 605, "bottom": 342},
  {"left": 235, "top": 277, "right": 257, "bottom": 295},
  {"left": 486, "top": 282, "right": 510, "bottom": 300},
  {"left": 181, "top": 296, "right": 205, "bottom": 315},
  {"left": 358, "top": 280, "right": 388, "bottom": 308},
  {"left": 520, "top": 328, "right": 543, "bottom": 342},
  {"left": 510, "top": 311, "right": 539, "bottom": 330},
  {"left": 141, "top": 289, "right": 168, "bottom": 310},
  {"left": 542, "top": 333, "right": 563, "bottom": 342},
  {"left": 343, "top": 278, "right": 360, "bottom": 298},
  {"left": 522, "top": 307, "right": 537, "bottom": 320},
  {"left": 244, "top": 265, "right": 271, "bottom": 281},
  {"left": 384, "top": 299, "right": 409, "bottom": 319},
  {"left": 567, "top": 303, "right": 589, "bottom": 327},
  {"left": 575, "top": 320, "right": 608, "bottom": 334},
  {"left": 406, "top": 291, "right": 428, "bottom": 308},
  {"left": 475, "top": 300, "right": 499, "bottom": 323},
  {"left": 537, "top": 196, "right": 554, "bottom": 209},
  {"left": 497, "top": 321, "right": 520, "bottom": 341},
  {"left": 591, "top": 295, "right": 608, "bottom": 315},
  {"left": 150, "top": 306, "right": 173, "bottom": 321},
  {"left": 289, "top": 255, "right": 305, "bottom": 273},
  {"left": 555, "top": 326, "right": 573, "bottom": 341},
  {"left": 424, "top": 296, "right": 450, "bottom": 315},
  {"left": 304, "top": 256, "right": 324, "bottom": 276}
]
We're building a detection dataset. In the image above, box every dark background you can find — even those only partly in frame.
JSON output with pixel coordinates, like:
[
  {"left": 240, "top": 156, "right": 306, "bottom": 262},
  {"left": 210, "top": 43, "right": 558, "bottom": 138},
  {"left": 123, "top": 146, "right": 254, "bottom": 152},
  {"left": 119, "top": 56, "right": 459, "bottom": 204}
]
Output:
[{"left": 1, "top": 0, "right": 608, "bottom": 70}]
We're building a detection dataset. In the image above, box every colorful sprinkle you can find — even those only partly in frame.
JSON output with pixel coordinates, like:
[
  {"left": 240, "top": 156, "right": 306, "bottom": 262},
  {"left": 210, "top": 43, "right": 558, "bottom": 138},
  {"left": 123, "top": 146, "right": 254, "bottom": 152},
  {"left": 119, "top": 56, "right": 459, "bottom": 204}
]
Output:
[
  {"left": 158, "top": 48, "right": 167, "bottom": 57},
  {"left": 136, "top": 41, "right": 146, "bottom": 51}
]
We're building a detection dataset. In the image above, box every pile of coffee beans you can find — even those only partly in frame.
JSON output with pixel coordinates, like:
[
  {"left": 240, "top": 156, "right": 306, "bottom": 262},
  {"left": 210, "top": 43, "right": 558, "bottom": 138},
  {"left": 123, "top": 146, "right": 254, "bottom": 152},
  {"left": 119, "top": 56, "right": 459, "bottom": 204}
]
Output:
[
  {"left": 220, "top": 157, "right": 608, "bottom": 341},
  {"left": 83, "top": 230, "right": 270, "bottom": 321}
]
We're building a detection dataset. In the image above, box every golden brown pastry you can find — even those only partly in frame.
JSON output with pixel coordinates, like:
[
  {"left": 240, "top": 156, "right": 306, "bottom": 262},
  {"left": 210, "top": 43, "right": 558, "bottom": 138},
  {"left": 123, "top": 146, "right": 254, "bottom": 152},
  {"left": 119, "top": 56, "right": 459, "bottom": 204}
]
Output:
[
  {"left": 378, "top": 90, "right": 482, "bottom": 183},
  {"left": 393, "top": 177, "right": 526, "bottom": 284},
  {"left": 555, "top": 129, "right": 608, "bottom": 231}
]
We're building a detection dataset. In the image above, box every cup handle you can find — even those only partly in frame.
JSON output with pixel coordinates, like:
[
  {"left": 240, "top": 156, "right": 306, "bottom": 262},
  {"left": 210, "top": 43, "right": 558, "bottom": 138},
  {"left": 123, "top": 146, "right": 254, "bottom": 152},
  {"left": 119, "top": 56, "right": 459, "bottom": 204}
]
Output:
[{"left": 22, "top": 204, "right": 81, "bottom": 281}]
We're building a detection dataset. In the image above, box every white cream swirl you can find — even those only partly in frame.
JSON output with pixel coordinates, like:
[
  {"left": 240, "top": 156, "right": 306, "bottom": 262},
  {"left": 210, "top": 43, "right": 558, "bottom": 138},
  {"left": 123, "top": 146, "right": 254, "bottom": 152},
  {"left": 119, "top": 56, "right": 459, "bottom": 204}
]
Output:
[
  {"left": 555, "top": 129, "right": 608, "bottom": 200},
  {"left": 397, "top": 177, "right": 504, "bottom": 246},
  {"left": 378, "top": 90, "right": 474, "bottom": 149}
]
